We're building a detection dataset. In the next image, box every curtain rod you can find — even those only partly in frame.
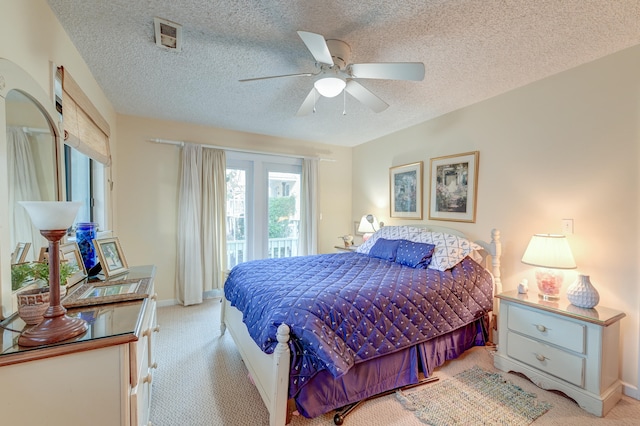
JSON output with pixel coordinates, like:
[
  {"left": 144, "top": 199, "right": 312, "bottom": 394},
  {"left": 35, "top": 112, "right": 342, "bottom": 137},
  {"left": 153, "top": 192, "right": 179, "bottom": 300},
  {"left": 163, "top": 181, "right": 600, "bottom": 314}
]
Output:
[{"left": 149, "top": 138, "right": 335, "bottom": 162}]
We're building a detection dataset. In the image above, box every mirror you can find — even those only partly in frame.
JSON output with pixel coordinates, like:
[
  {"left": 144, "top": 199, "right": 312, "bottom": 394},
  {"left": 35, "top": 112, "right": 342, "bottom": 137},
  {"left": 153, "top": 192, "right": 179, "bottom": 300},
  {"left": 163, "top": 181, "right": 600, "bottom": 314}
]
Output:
[
  {"left": 7, "top": 90, "right": 58, "bottom": 261},
  {"left": 0, "top": 58, "right": 62, "bottom": 318}
]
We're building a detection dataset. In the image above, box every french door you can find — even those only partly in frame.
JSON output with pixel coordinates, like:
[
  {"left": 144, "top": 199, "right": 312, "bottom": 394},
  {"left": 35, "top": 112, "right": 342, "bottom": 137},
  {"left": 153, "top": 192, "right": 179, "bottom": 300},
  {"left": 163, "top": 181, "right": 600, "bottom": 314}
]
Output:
[{"left": 226, "top": 152, "right": 301, "bottom": 268}]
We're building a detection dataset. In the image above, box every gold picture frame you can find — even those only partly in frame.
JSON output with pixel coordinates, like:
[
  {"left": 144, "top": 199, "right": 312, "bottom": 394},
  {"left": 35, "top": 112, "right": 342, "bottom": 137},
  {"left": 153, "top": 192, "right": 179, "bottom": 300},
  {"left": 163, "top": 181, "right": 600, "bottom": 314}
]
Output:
[
  {"left": 60, "top": 242, "right": 88, "bottom": 287},
  {"left": 428, "top": 151, "right": 479, "bottom": 223},
  {"left": 93, "top": 237, "right": 129, "bottom": 278},
  {"left": 390, "top": 162, "right": 423, "bottom": 219},
  {"left": 63, "top": 277, "right": 151, "bottom": 308}
]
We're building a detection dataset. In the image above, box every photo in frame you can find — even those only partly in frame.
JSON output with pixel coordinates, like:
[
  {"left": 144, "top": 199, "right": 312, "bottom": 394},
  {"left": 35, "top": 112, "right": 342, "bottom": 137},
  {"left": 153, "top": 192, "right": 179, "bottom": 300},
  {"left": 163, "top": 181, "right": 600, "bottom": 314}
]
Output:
[
  {"left": 93, "top": 237, "right": 129, "bottom": 278},
  {"left": 429, "top": 151, "right": 479, "bottom": 223},
  {"left": 63, "top": 277, "right": 151, "bottom": 308},
  {"left": 390, "top": 162, "right": 423, "bottom": 219},
  {"left": 60, "top": 242, "right": 88, "bottom": 287}
]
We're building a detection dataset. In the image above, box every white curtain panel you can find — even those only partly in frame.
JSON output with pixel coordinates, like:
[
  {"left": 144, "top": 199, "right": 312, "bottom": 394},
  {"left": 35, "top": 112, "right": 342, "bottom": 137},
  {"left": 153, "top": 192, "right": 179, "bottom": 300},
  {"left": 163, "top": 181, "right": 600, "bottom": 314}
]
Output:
[
  {"left": 176, "top": 144, "right": 204, "bottom": 306},
  {"left": 7, "top": 127, "right": 43, "bottom": 259},
  {"left": 299, "top": 158, "right": 318, "bottom": 255},
  {"left": 201, "top": 148, "right": 227, "bottom": 291}
]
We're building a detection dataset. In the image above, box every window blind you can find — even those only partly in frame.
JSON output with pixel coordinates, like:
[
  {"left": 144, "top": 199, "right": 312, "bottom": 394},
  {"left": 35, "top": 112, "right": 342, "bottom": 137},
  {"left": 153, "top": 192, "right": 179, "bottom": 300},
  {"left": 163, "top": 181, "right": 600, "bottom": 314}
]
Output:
[{"left": 58, "top": 66, "right": 111, "bottom": 166}]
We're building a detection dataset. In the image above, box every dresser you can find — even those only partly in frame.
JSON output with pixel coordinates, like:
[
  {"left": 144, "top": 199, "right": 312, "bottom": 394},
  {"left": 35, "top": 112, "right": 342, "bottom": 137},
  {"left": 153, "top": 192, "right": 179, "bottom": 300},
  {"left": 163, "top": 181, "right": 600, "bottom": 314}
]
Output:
[
  {"left": 493, "top": 290, "right": 625, "bottom": 416},
  {"left": 0, "top": 265, "right": 158, "bottom": 426}
]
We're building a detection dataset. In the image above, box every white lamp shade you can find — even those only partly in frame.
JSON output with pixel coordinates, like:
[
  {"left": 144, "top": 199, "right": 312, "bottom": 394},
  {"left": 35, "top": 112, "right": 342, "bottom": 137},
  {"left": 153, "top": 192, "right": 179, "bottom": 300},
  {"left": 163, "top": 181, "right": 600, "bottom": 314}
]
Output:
[
  {"left": 314, "top": 76, "right": 346, "bottom": 98},
  {"left": 521, "top": 234, "right": 576, "bottom": 269},
  {"left": 358, "top": 214, "right": 380, "bottom": 234},
  {"left": 19, "top": 201, "right": 82, "bottom": 230}
]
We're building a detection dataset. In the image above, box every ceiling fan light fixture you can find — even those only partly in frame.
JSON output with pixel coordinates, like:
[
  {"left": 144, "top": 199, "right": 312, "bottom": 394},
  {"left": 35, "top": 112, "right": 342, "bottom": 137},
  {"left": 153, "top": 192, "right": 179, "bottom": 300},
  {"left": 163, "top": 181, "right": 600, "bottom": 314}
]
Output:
[{"left": 314, "top": 75, "right": 346, "bottom": 98}]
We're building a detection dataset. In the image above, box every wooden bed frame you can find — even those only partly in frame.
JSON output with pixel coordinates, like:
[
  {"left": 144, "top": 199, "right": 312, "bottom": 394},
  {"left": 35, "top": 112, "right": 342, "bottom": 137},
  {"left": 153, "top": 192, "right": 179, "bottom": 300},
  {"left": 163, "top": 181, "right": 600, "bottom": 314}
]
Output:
[{"left": 220, "top": 226, "right": 502, "bottom": 426}]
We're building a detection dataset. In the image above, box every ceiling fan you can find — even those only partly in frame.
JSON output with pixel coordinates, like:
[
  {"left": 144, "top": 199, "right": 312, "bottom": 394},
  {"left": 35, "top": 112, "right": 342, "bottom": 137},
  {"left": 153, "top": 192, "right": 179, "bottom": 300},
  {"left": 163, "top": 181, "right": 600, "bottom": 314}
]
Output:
[{"left": 239, "top": 31, "right": 425, "bottom": 116}]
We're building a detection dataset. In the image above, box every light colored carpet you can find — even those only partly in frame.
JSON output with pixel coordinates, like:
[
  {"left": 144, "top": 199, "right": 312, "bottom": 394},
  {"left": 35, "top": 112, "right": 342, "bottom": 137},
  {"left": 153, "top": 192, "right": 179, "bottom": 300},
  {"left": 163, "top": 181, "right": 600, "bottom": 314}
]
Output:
[{"left": 150, "top": 298, "right": 640, "bottom": 425}]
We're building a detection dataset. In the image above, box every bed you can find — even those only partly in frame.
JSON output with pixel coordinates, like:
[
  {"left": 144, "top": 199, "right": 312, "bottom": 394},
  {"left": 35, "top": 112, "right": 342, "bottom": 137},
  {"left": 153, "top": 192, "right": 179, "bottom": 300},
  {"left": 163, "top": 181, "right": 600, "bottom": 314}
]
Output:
[{"left": 220, "top": 226, "right": 502, "bottom": 425}]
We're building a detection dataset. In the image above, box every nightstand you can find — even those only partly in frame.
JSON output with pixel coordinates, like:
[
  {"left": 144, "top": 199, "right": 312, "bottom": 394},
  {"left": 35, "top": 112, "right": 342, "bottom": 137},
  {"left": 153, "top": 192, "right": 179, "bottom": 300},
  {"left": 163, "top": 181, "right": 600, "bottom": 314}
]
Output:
[
  {"left": 493, "top": 290, "right": 625, "bottom": 416},
  {"left": 334, "top": 245, "right": 358, "bottom": 253}
]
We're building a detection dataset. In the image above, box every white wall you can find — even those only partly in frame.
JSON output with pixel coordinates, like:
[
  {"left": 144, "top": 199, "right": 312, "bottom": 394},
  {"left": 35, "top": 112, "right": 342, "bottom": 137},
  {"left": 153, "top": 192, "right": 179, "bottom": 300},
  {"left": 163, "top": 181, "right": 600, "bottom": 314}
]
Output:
[
  {"left": 352, "top": 45, "right": 640, "bottom": 394},
  {"left": 114, "top": 115, "right": 352, "bottom": 303}
]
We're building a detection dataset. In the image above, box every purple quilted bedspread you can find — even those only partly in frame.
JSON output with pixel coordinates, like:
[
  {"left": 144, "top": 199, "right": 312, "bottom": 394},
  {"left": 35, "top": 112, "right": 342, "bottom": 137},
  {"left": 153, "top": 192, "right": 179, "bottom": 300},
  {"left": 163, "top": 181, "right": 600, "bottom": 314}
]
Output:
[{"left": 224, "top": 252, "right": 493, "bottom": 397}]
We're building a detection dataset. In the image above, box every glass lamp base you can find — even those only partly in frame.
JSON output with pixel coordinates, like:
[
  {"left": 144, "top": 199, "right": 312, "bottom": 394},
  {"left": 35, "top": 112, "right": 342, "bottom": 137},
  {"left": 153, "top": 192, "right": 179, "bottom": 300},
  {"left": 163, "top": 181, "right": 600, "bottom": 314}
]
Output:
[{"left": 535, "top": 268, "right": 564, "bottom": 300}]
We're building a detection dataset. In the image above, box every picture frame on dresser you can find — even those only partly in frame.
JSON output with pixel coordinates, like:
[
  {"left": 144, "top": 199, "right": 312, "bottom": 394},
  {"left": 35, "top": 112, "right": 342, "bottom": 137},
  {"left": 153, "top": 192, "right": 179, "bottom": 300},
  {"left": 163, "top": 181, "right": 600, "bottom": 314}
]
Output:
[
  {"left": 428, "top": 151, "right": 479, "bottom": 223},
  {"left": 93, "top": 237, "right": 129, "bottom": 278},
  {"left": 60, "top": 242, "right": 87, "bottom": 287},
  {"left": 389, "top": 161, "right": 423, "bottom": 219}
]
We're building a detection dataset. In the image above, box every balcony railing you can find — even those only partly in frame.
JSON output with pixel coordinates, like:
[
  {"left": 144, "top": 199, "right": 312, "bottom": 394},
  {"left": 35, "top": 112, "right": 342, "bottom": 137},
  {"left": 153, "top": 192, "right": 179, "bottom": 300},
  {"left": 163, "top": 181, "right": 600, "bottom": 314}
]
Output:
[{"left": 227, "top": 237, "right": 298, "bottom": 269}]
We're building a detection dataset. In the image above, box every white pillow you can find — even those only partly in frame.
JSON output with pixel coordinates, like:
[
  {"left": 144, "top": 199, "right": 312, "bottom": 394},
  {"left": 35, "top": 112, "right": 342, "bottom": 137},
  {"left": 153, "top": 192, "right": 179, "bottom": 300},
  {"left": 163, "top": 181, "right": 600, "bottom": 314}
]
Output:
[
  {"left": 411, "top": 232, "right": 483, "bottom": 271},
  {"left": 357, "top": 227, "right": 481, "bottom": 271},
  {"left": 356, "top": 226, "right": 425, "bottom": 254}
]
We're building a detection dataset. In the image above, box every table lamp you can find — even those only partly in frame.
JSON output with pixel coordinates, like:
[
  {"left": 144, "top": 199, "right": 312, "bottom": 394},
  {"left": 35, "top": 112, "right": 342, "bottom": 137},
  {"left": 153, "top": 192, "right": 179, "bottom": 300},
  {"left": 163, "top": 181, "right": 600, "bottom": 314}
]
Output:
[
  {"left": 357, "top": 214, "right": 380, "bottom": 242},
  {"left": 521, "top": 233, "right": 576, "bottom": 300},
  {"left": 17, "top": 201, "right": 88, "bottom": 347}
]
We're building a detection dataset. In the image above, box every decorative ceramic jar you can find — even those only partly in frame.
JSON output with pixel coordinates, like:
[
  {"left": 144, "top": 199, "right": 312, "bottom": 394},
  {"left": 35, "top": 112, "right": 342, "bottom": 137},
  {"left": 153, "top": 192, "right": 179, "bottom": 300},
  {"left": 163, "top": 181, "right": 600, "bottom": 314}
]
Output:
[
  {"left": 17, "top": 287, "right": 49, "bottom": 325},
  {"left": 566, "top": 274, "right": 600, "bottom": 308},
  {"left": 76, "top": 222, "right": 98, "bottom": 271}
]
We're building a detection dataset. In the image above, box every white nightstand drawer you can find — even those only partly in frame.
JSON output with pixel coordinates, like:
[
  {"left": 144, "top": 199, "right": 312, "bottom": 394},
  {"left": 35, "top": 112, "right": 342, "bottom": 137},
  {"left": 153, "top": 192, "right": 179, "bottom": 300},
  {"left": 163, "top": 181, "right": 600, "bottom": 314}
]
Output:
[
  {"left": 507, "top": 331, "right": 585, "bottom": 387},
  {"left": 508, "top": 304, "right": 585, "bottom": 353}
]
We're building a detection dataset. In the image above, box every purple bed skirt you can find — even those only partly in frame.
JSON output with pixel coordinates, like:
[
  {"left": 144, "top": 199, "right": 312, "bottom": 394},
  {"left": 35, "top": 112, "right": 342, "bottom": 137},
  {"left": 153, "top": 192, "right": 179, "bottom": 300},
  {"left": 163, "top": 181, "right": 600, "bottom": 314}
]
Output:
[{"left": 294, "top": 315, "right": 489, "bottom": 418}]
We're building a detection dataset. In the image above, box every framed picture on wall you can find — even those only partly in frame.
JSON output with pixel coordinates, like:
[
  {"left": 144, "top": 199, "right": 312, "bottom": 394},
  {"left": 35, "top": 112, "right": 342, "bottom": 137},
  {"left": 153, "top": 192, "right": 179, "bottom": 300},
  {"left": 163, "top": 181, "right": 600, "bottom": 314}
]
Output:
[
  {"left": 389, "top": 162, "right": 423, "bottom": 219},
  {"left": 428, "top": 151, "right": 479, "bottom": 223},
  {"left": 93, "top": 237, "right": 129, "bottom": 278}
]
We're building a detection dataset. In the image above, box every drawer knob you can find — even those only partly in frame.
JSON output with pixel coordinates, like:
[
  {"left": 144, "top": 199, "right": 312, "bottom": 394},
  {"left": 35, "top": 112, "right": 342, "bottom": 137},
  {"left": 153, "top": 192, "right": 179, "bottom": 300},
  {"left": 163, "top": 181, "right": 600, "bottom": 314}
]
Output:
[
  {"left": 143, "top": 329, "right": 151, "bottom": 337},
  {"left": 535, "top": 353, "right": 547, "bottom": 362},
  {"left": 151, "top": 293, "right": 158, "bottom": 301},
  {"left": 153, "top": 325, "right": 161, "bottom": 333},
  {"left": 151, "top": 362, "right": 158, "bottom": 369},
  {"left": 143, "top": 374, "right": 153, "bottom": 384},
  {"left": 535, "top": 324, "right": 547, "bottom": 332}
]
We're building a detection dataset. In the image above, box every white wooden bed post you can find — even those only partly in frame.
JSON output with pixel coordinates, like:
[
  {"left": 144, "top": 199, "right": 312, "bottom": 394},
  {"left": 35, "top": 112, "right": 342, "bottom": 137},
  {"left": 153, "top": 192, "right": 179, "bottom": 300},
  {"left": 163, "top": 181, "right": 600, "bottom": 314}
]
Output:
[{"left": 271, "top": 324, "right": 291, "bottom": 426}]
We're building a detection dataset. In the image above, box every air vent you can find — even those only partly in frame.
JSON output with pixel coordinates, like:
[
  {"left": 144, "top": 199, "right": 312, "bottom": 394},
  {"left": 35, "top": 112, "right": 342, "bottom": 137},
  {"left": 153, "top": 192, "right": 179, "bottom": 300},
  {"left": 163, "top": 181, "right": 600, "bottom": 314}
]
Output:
[{"left": 154, "top": 17, "right": 182, "bottom": 52}]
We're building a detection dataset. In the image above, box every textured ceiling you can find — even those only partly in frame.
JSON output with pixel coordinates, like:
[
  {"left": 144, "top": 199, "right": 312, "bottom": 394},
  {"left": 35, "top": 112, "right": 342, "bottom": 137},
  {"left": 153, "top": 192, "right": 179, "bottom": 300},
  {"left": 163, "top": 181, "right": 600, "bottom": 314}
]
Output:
[{"left": 47, "top": 0, "right": 640, "bottom": 147}]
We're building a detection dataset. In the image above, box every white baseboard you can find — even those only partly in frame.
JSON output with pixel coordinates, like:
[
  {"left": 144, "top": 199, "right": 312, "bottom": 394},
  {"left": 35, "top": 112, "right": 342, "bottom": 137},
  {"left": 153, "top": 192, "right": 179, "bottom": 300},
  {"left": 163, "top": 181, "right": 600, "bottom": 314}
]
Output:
[{"left": 623, "top": 383, "right": 640, "bottom": 400}]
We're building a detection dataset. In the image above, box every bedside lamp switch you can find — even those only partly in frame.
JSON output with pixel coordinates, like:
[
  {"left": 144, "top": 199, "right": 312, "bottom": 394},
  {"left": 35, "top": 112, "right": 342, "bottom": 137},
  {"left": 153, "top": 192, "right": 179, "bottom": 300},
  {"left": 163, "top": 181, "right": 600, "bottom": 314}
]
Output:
[{"left": 561, "top": 219, "right": 574, "bottom": 235}]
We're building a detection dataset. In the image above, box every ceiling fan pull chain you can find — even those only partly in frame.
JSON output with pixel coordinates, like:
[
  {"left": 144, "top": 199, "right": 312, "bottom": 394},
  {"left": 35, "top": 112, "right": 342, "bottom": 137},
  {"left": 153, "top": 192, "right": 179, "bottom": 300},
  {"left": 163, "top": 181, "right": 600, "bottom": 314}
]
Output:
[
  {"left": 343, "top": 90, "right": 347, "bottom": 115},
  {"left": 313, "top": 90, "right": 317, "bottom": 113}
]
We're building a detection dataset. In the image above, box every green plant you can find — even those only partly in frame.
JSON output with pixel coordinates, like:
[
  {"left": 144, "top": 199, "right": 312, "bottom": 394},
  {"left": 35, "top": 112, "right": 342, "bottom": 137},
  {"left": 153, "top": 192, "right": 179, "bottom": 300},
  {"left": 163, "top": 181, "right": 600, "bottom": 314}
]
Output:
[
  {"left": 11, "top": 263, "right": 33, "bottom": 291},
  {"left": 10, "top": 261, "right": 78, "bottom": 291},
  {"left": 30, "top": 261, "right": 78, "bottom": 286}
]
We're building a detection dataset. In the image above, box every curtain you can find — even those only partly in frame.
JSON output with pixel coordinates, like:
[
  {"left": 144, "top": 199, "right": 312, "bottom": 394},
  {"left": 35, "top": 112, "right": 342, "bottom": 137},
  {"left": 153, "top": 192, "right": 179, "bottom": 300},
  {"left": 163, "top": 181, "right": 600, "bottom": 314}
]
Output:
[
  {"left": 201, "top": 148, "right": 227, "bottom": 292},
  {"left": 176, "top": 144, "right": 227, "bottom": 305},
  {"left": 175, "top": 144, "right": 203, "bottom": 305},
  {"left": 299, "top": 158, "right": 318, "bottom": 255},
  {"left": 7, "top": 127, "right": 43, "bottom": 260}
]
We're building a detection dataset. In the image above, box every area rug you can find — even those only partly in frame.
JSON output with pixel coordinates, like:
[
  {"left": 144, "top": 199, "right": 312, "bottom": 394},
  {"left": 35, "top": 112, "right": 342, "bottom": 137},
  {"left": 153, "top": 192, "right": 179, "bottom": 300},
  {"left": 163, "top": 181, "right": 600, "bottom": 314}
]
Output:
[{"left": 396, "top": 365, "right": 552, "bottom": 425}]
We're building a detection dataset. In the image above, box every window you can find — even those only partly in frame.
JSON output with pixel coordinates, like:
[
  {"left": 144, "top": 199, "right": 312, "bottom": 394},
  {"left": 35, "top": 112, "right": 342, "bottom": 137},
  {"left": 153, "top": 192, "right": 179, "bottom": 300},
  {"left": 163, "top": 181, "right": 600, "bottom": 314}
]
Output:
[
  {"left": 226, "top": 152, "right": 301, "bottom": 268},
  {"left": 64, "top": 145, "right": 106, "bottom": 228}
]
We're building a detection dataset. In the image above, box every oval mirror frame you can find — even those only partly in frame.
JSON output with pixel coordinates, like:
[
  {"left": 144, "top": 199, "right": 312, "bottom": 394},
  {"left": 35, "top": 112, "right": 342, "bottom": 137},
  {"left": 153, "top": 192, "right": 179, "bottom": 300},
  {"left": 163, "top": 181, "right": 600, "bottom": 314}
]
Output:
[{"left": 0, "top": 58, "right": 62, "bottom": 319}]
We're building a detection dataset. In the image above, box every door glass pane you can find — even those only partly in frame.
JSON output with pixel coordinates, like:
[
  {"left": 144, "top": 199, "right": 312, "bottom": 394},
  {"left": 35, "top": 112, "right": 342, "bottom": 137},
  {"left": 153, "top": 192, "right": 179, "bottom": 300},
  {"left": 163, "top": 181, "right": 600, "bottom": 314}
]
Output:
[
  {"left": 226, "top": 168, "right": 246, "bottom": 268},
  {"left": 267, "top": 171, "right": 300, "bottom": 258},
  {"left": 65, "top": 146, "right": 92, "bottom": 223}
]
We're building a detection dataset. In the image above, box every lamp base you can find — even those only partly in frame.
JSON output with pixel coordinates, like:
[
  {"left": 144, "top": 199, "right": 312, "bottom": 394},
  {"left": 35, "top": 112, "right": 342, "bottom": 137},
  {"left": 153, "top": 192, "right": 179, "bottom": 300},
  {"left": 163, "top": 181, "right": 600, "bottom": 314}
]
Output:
[
  {"left": 535, "top": 268, "right": 564, "bottom": 300},
  {"left": 18, "top": 314, "right": 88, "bottom": 347}
]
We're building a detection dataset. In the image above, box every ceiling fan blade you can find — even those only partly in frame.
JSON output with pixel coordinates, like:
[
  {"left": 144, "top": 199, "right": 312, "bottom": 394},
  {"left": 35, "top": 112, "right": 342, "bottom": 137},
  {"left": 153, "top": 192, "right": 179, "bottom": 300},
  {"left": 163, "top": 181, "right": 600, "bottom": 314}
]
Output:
[
  {"left": 349, "top": 63, "right": 425, "bottom": 81},
  {"left": 239, "top": 72, "right": 314, "bottom": 82},
  {"left": 297, "top": 31, "right": 334, "bottom": 65},
  {"left": 296, "top": 88, "right": 318, "bottom": 116},
  {"left": 345, "top": 80, "right": 389, "bottom": 113}
]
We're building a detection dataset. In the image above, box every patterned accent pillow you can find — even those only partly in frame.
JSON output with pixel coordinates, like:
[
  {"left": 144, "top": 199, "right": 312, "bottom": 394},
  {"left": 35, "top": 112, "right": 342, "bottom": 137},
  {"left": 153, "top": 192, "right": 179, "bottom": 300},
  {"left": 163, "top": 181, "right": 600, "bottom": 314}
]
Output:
[
  {"left": 410, "top": 232, "right": 483, "bottom": 271},
  {"left": 368, "top": 238, "right": 400, "bottom": 261},
  {"left": 356, "top": 226, "right": 426, "bottom": 254},
  {"left": 395, "top": 240, "right": 436, "bottom": 268}
]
